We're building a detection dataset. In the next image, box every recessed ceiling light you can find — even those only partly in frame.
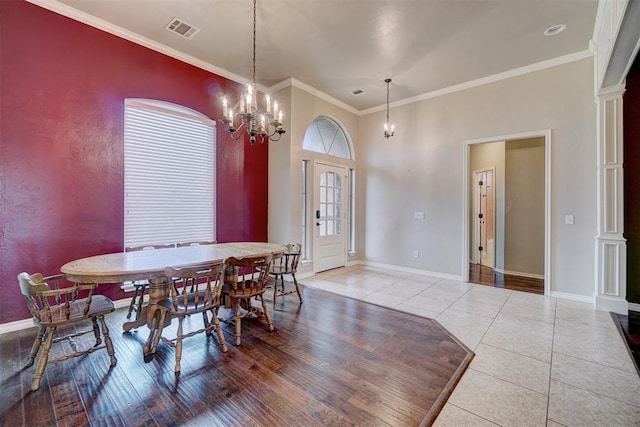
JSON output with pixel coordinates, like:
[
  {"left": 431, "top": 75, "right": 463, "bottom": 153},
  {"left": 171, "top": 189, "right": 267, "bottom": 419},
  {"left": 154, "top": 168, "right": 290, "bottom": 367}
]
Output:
[{"left": 544, "top": 24, "right": 566, "bottom": 36}]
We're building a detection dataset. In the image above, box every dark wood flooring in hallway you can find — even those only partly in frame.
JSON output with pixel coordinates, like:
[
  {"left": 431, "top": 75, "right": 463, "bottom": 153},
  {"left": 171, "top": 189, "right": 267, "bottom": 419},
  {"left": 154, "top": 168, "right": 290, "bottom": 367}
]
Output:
[{"left": 468, "top": 263, "right": 544, "bottom": 295}]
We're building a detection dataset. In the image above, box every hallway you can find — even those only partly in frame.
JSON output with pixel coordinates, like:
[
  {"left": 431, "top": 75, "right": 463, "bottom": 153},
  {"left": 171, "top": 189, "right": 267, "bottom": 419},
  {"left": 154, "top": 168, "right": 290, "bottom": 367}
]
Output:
[{"left": 469, "top": 263, "right": 544, "bottom": 295}]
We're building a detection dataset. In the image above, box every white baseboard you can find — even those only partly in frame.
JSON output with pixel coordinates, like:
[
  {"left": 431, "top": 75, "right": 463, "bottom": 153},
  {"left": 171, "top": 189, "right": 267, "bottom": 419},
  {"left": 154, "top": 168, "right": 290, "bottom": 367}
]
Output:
[
  {"left": 296, "top": 271, "right": 314, "bottom": 280},
  {"left": 349, "top": 260, "right": 463, "bottom": 281},
  {"left": 627, "top": 302, "right": 640, "bottom": 312},
  {"left": 494, "top": 268, "right": 544, "bottom": 280},
  {"left": 549, "top": 291, "right": 594, "bottom": 304},
  {"left": 0, "top": 318, "right": 35, "bottom": 336},
  {"left": 595, "top": 296, "right": 628, "bottom": 314},
  {"left": 0, "top": 295, "right": 135, "bottom": 337}
]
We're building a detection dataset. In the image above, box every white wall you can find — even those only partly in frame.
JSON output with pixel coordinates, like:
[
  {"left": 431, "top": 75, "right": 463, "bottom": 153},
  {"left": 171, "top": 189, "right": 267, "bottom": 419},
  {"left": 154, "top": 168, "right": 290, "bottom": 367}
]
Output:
[
  {"left": 269, "top": 85, "right": 358, "bottom": 272},
  {"left": 357, "top": 58, "right": 596, "bottom": 297},
  {"left": 268, "top": 85, "right": 294, "bottom": 244}
]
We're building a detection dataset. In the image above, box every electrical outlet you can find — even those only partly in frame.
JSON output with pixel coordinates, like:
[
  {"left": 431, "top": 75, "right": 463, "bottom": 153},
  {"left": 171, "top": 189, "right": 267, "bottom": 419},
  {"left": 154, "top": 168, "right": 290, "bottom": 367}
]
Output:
[
  {"left": 414, "top": 211, "right": 425, "bottom": 220},
  {"left": 413, "top": 251, "right": 419, "bottom": 258}
]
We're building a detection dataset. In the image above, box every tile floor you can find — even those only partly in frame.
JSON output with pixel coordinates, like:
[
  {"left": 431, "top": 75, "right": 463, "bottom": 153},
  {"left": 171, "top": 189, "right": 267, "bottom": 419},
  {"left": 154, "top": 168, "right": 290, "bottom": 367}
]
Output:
[{"left": 301, "top": 264, "right": 640, "bottom": 427}]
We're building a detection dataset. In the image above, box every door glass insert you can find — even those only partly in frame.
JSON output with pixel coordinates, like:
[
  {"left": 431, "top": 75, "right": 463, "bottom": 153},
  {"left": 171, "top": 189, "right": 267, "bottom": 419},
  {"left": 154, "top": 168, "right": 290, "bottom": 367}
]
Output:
[{"left": 319, "top": 171, "right": 342, "bottom": 236}]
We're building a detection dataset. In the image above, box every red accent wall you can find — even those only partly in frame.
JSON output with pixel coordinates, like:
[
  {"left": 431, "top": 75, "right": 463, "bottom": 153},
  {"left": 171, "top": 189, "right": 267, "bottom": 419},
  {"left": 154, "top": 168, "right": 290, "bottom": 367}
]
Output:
[
  {"left": 624, "top": 56, "right": 640, "bottom": 305},
  {"left": 0, "top": 0, "right": 268, "bottom": 324}
]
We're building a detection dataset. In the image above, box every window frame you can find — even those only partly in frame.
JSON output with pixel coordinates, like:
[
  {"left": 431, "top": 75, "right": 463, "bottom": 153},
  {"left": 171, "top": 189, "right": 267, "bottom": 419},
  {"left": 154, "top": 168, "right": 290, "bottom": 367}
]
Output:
[{"left": 123, "top": 98, "right": 216, "bottom": 248}]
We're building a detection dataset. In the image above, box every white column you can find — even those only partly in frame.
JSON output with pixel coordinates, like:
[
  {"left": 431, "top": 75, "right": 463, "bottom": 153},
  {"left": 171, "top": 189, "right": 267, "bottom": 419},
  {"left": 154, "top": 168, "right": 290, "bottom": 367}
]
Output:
[{"left": 595, "top": 85, "right": 628, "bottom": 313}]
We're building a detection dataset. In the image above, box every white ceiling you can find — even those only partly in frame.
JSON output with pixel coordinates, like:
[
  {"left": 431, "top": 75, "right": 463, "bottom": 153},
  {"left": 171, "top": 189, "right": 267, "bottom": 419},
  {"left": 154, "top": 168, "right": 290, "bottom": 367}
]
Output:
[{"left": 50, "top": 0, "right": 598, "bottom": 111}]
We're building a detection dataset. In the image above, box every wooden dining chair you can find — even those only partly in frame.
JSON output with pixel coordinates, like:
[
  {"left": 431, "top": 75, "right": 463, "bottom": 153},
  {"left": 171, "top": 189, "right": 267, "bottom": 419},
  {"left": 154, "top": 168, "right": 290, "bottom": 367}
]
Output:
[
  {"left": 18, "top": 272, "right": 117, "bottom": 391},
  {"left": 176, "top": 240, "right": 217, "bottom": 247},
  {"left": 158, "top": 261, "right": 228, "bottom": 374},
  {"left": 268, "top": 243, "right": 303, "bottom": 307},
  {"left": 174, "top": 241, "right": 217, "bottom": 292},
  {"left": 223, "top": 253, "right": 274, "bottom": 345},
  {"left": 121, "top": 243, "right": 175, "bottom": 320}
]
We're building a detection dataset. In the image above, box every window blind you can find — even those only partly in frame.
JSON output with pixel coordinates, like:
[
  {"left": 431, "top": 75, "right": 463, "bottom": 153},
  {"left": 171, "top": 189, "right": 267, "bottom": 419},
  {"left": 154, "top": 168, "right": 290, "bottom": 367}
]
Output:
[{"left": 124, "top": 99, "right": 216, "bottom": 248}]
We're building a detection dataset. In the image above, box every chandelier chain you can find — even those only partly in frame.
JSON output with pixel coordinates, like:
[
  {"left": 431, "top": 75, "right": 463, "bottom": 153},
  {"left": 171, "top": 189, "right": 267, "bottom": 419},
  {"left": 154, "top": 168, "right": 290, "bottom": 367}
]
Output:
[
  {"left": 386, "top": 79, "right": 390, "bottom": 123},
  {"left": 219, "top": 0, "right": 286, "bottom": 145},
  {"left": 252, "top": 0, "right": 257, "bottom": 85},
  {"left": 384, "top": 78, "right": 394, "bottom": 139}
]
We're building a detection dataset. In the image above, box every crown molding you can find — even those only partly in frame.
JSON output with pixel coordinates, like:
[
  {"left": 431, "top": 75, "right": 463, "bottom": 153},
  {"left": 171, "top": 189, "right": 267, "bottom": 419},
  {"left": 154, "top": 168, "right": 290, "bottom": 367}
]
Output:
[
  {"left": 360, "top": 49, "right": 594, "bottom": 115},
  {"left": 276, "top": 79, "right": 361, "bottom": 115},
  {"left": 28, "top": 0, "right": 594, "bottom": 118}
]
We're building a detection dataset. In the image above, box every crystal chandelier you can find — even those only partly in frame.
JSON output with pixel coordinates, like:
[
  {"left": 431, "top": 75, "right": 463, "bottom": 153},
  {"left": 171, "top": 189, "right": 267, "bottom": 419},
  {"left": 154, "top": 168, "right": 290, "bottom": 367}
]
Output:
[
  {"left": 219, "top": 0, "right": 286, "bottom": 145},
  {"left": 383, "top": 78, "right": 395, "bottom": 139}
]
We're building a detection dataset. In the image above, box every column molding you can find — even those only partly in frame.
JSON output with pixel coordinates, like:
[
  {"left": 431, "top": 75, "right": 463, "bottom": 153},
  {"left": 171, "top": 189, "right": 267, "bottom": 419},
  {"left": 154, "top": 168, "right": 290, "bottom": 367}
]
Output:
[{"left": 595, "top": 84, "right": 628, "bottom": 313}]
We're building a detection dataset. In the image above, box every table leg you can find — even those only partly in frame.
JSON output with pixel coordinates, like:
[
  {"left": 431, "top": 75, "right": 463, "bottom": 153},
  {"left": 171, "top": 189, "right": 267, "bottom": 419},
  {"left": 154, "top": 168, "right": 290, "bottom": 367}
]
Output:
[{"left": 140, "top": 277, "right": 171, "bottom": 362}]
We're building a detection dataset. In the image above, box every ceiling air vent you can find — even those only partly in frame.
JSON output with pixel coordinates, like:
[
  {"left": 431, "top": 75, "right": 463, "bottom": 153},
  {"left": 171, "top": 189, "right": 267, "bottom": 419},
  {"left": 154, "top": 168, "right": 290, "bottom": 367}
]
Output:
[
  {"left": 165, "top": 18, "right": 200, "bottom": 39},
  {"left": 351, "top": 89, "right": 366, "bottom": 96}
]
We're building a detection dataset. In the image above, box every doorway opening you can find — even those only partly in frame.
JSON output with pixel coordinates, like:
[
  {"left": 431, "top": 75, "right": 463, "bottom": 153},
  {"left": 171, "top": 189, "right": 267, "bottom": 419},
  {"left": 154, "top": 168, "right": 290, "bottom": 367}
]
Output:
[
  {"left": 472, "top": 168, "right": 496, "bottom": 269},
  {"left": 463, "top": 131, "right": 551, "bottom": 295}
]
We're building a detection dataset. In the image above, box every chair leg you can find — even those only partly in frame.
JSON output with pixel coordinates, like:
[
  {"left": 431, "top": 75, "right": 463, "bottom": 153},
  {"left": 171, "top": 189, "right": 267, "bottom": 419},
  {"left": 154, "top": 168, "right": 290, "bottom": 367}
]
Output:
[
  {"left": 151, "top": 309, "right": 167, "bottom": 355},
  {"left": 211, "top": 307, "right": 228, "bottom": 352},
  {"left": 273, "top": 274, "right": 280, "bottom": 307},
  {"left": 174, "top": 317, "right": 184, "bottom": 374},
  {"left": 135, "top": 285, "right": 147, "bottom": 321},
  {"left": 91, "top": 317, "right": 103, "bottom": 346},
  {"left": 126, "top": 286, "right": 140, "bottom": 319},
  {"left": 259, "top": 295, "right": 274, "bottom": 332},
  {"left": 25, "top": 326, "right": 46, "bottom": 368},
  {"left": 31, "top": 326, "right": 56, "bottom": 391},
  {"left": 98, "top": 315, "right": 117, "bottom": 366},
  {"left": 203, "top": 311, "right": 212, "bottom": 336},
  {"left": 234, "top": 300, "right": 242, "bottom": 346},
  {"left": 292, "top": 273, "right": 303, "bottom": 304}
]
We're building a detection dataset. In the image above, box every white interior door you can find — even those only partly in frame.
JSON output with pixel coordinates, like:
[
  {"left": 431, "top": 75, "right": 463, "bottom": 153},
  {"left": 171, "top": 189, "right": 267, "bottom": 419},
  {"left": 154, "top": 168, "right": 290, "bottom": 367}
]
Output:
[
  {"left": 473, "top": 169, "right": 495, "bottom": 267},
  {"left": 313, "top": 162, "right": 347, "bottom": 273}
]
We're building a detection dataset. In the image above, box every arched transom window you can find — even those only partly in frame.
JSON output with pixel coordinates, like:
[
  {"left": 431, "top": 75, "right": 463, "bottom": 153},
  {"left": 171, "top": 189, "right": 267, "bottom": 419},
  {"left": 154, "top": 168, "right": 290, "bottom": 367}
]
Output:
[{"left": 303, "top": 116, "right": 352, "bottom": 160}]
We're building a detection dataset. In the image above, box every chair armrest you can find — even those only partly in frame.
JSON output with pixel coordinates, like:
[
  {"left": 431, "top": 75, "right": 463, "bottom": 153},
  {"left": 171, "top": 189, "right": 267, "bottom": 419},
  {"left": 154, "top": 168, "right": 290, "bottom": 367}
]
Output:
[
  {"left": 39, "top": 283, "right": 97, "bottom": 298},
  {"left": 42, "top": 273, "right": 66, "bottom": 282}
]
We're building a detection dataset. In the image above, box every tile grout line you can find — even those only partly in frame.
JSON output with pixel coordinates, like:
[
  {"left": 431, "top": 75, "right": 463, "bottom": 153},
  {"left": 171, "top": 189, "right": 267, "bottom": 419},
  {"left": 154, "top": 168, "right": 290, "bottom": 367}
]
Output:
[
  {"left": 465, "top": 366, "right": 549, "bottom": 399},
  {"left": 545, "top": 295, "right": 557, "bottom": 426},
  {"left": 469, "top": 286, "right": 512, "bottom": 352},
  {"left": 440, "top": 285, "right": 515, "bottom": 425},
  {"left": 447, "top": 402, "right": 502, "bottom": 426}
]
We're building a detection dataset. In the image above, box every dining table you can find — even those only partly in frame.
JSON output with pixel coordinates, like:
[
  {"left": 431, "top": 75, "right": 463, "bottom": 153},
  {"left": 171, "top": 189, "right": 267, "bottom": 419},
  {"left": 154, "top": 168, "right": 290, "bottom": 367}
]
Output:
[{"left": 60, "top": 242, "right": 286, "bottom": 362}]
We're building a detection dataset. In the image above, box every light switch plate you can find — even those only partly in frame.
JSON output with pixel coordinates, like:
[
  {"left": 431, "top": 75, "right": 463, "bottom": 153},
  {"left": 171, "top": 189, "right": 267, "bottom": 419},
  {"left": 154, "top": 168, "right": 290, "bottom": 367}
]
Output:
[
  {"left": 565, "top": 215, "right": 574, "bottom": 225},
  {"left": 414, "top": 211, "right": 425, "bottom": 220}
]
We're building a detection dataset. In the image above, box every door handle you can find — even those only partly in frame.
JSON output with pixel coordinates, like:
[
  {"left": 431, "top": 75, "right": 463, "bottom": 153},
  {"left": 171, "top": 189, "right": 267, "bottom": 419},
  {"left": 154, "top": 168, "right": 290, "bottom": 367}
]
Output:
[{"left": 316, "top": 222, "right": 321, "bottom": 226}]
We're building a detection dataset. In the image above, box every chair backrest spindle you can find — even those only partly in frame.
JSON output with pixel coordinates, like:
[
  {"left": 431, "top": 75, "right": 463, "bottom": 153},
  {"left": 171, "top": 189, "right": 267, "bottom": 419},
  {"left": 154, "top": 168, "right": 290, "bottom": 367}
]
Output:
[{"left": 164, "top": 261, "right": 225, "bottom": 315}]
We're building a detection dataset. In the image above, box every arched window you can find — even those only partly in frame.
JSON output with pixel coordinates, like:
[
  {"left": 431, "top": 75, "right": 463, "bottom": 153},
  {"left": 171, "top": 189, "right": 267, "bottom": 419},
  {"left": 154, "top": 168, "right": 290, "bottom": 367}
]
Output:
[
  {"left": 301, "top": 116, "right": 356, "bottom": 258},
  {"left": 303, "top": 116, "right": 353, "bottom": 160},
  {"left": 124, "top": 99, "right": 216, "bottom": 247}
]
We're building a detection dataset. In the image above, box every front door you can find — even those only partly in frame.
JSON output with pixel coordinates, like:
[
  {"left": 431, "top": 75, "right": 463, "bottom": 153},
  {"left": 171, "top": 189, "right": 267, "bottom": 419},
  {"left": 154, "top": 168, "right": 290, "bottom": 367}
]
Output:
[{"left": 313, "top": 162, "right": 347, "bottom": 273}]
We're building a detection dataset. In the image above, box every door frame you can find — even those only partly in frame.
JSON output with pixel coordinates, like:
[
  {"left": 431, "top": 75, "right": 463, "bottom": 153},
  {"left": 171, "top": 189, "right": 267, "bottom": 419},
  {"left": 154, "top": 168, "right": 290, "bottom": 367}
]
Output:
[
  {"left": 472, "top": 167, "right": 496, "bottom": 267},
  {"left": 312, "top": 160, "right": 349, "bottom": 274},
  {"left": 462, "top": 129, "right": 552, "bottom": 295}
]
